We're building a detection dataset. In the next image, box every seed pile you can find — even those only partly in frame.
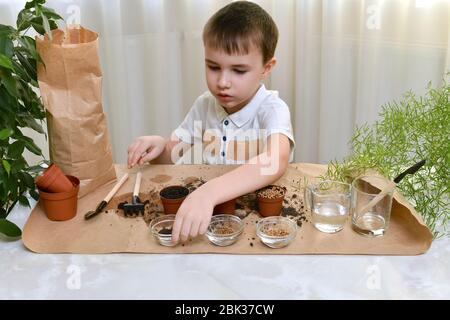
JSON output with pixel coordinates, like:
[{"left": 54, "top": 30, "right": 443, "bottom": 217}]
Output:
[
  {"left": 263, "top": 226, "right": 290, "bottom": 237},
  {"left": 213, "top": 226, "right": 235, "bottom": 235},
  {"left": 257, "top": 185, "right": 286, "bottom": 199}
]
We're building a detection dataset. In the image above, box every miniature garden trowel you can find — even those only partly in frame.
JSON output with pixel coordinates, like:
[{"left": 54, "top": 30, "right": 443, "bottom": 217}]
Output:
[
  {"left": 118, "top": 172, "right": 149, "bottom": 216},
  {"left": 84, "top": 173, "right": 129, "bottom": 220}
]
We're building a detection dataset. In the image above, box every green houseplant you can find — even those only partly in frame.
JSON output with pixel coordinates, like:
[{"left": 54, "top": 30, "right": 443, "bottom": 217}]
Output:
[
  {"left": 0, "top": 0, "right": 63, "bottom": 239},
  {"left": 323, "top": 79, "right": 450, "bottom": 239}
]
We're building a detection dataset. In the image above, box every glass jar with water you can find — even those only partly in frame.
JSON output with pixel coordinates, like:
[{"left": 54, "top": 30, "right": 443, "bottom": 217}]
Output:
[{"left": 304, "top": 180, "right": 351, "bottom": 233}]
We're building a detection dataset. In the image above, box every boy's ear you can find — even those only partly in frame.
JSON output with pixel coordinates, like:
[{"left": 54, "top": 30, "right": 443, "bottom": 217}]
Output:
[{"left": 261, "top": 57, "right": 277, "bottom": 79}]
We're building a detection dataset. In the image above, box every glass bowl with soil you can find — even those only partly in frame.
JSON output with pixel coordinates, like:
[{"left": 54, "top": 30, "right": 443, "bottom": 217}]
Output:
[
  {"left": 159, "top": 185, "right": 190, "bottom": 214},
  {"left": 256, "top": 216, "right": 297, "bottom": 248},
  {"left": 205, "top": 214, "right": 244, "bottom": 246},
  {"left": 256, "top": 185, "right": 287, "bottom": 217},
  {"left": 150, "top": 214, "right": 177, "bottom": 246}
]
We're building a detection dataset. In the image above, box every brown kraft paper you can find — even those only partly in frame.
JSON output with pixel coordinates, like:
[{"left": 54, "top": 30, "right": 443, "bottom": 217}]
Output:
[
  {"left": 22, "top": 163, "right": 433, "bottom": 255},
  {"left": 36, "top": 25, "right": 116, "bottom": 197}
]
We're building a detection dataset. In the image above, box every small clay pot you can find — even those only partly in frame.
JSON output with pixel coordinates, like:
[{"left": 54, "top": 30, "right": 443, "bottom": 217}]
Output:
[
  {"left": 38, "top": 175, "right": 80, "bottom": 221},
  {"left": 35, "top": 163, "right": 73, "bottom": 193},
  {"left": 257, "top": 185, "right": 286, "bottom": 217},
  {"left": 159, "top": 185, "right": 190, "bottom": 215},
  {"left": 213, "top": 198, "right": 236, "bottom": 215}
]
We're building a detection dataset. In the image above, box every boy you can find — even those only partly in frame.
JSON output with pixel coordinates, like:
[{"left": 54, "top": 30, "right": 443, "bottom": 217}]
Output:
[{"left": 127, "top": 1, "right": 295, "bottom": 243}]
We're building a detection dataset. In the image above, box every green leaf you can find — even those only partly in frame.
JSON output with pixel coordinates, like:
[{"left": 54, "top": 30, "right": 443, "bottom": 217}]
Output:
[
  {"left": 25, "top": 0, "right": 46, "bottom": 10},
  {"left": 18, "top": 195, "right": 30, "bottom": 207},
  {"left": 0, "top": 24, "right": 16, "bottom": 37},
  {"left": 7, "top": 140, "right": 25, "bottom": 158},
  {"left": 42, "top": 7, "right": 64, "bottom": 21},
  {"left": 20, "top": 172, "right": 35, "bottom": 188},
  {"left": 0, "top": 219, "right": 22, "bottom": 241},
  {"left": 0, "top": 211, "right": 5, "bottom": 220},
  {"left": 1, "top": 71, "right": 20, "bottom": 97},
  {"left": 29, "top": 100, "right": 45, "bottom": 119},
  {"left": 10, "top": 158, "right": 26, "bottom": 173},
  {"left": 2, "top": 160, "right": 11, "bottom": 176},
  {"left": 11, "top": 60, "right": 31, "bottom": 82},
  {"left": 49, "top": 20, "right": 58, "bottom": 32},
  {"left": 25, "top": 0, "right": 43, "bottom": 10},
  {"left": 0, "top": 128, "right": 14, "bottom": 140},
  {"left": 34, "top": 2, "right": 42, "bottom": 16},
  {"left": 0, "top": 38, "right": 14, "bottom": 58},
  {"left": 16, "top": 9, "right": 32, "bottom": 32},
  {"left": 30, "top": 17, "right": 45, "bottom": 36},
  {"left": 15, "top": 51, "right": 37, "bottom": 81},
  {"left": 17, "top": 36, "right": 38, "bottom": 61},
  {"left": 18, "top": 113, "right": 44, "bottom": 134},
  {"left": 40, "top": 12, "right": 52, "bottom": 41},
  {"left": 29, "top": 188, "right": 39, "bottom": 201},
  {"left": 24, "top": 139, "right": 42, "bottom": 156},
  {"left": 0, "top": 52, "right": 14, "bottom": 70}
]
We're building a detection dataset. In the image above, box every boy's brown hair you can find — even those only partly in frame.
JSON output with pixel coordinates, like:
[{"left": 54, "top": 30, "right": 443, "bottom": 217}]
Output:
[{"left": 203, "top": 1, "right": 278, "bottom": 64}]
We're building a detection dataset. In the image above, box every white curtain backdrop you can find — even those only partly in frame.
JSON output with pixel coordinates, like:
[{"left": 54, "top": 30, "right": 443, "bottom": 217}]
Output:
[{"left": 1, "top": 0, "right": 449, "bottom": 165}]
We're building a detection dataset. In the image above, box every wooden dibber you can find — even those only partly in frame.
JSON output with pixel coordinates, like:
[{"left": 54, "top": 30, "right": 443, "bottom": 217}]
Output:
[
  {"left": 357, "top": 180, "right": 396, "bottom": 215},
  {"left": 357, "top": 159, "right": 426, "bottom": 215},
  {"left": 84, "top": 173, "right": 129, "bottom": 220}
]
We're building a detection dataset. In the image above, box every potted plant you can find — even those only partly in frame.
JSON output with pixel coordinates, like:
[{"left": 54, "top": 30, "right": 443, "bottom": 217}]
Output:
[
  {"left": 256, "top": 185, "right": 287, "bottom": 217},
  {"left": 323, "top": 79, "right": 449, "bottom": 239},
  {"left": 159, "top": 185, "right": 190, "bottom": 214},
  {"left": 0, "top": 0, "right": 63, "bottom": 239},
  {"left": 213, "top": 198, "right": 236, "bottom": 215},
  {"left": 35, "top": 163, "right": 73, "bottom": 193},
  {"left": 38, "top": 175, "right": 79, "bottom": 221}
]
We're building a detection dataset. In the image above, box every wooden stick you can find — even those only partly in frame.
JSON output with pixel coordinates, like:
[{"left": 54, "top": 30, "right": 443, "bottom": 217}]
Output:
[
  {"left": 358, "top": 180, "right": 396, "bottom": 214},
  {"left": 133, "top": 172, "right": 142, "bottom": 197},
  {"left": 104, "top": 173, "right": 129, "bottom": 203}
]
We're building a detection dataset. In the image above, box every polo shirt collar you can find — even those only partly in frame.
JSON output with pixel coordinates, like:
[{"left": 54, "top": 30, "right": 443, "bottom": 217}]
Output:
[{"left": 214, "top": 84, "right": 269, "bottom": 128}]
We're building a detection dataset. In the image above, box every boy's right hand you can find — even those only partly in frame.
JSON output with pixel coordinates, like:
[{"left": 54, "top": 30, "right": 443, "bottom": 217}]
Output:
[{"left": 127, "top": 135, "right": 166, "bottom": 168}]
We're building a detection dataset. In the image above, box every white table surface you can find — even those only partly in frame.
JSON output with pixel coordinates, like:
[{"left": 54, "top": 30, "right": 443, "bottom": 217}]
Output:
[{"left": 1, "top": 198, "right": 449, "bottom": 300}]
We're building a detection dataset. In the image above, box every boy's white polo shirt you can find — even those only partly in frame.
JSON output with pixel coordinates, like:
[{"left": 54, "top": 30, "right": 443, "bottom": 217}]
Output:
[{"left": 173, "top": 84, "right": 295, "bottom": 165}]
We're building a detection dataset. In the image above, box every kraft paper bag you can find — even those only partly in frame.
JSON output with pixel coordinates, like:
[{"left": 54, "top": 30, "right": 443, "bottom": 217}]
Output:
[{"left": 36, "top": 25, "right": 116, "bottom": 197}]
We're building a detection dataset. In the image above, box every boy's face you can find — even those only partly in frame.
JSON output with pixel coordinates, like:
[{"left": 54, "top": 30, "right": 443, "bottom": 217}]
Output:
[{"left": 204, "top": 45, "right": 276, "bottom": 114}]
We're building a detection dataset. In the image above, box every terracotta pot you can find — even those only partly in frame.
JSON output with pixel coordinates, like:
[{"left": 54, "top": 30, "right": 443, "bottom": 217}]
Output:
[
  {"left": 159, "top": 186, "right": 190, "bottom": 215},
  {"left": 35, "top": 163, "right": 73, "bottom": 193},
  {"left": 213, "top": 198, "right": 236, "bottom": 215},
  {"left": 38, "top": 175, "right": 80, "bottom": 221},
  {"left": 257, "top": 185, "right": 286, "bottom": 217}
]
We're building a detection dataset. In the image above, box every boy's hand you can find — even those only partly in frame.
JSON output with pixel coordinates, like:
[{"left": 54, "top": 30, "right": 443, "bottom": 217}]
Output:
[
  {"left": 172, "top": 188, "right": 215, "bottom": 243},
  {"left": 127, "top": 135, "right": 166, "bottom": 168}
]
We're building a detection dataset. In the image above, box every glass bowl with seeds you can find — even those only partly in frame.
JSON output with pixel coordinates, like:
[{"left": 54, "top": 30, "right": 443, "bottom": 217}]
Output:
[
  {"left": 256, "top": 216, "right": 297, "bottom": 248},
  {"left": 205, "top": 214, "right": 244, "bottom": 246},
  {"left": 150, "top": 214, "right": 177, "bottom": 246}
]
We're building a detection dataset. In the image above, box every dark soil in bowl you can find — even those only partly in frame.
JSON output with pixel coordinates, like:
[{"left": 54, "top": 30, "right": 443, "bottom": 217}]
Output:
[
  {"left": 158, "top": 227, "right": 173, "bottom": 235},
  {"left": 160, "top": 186, "right": 189, "bottom": 199}
]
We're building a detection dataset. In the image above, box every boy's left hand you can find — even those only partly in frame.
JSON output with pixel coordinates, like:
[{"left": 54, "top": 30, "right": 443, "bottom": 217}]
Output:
[{"left": 171, "top": 188, "right": 215, "bottom": 243}]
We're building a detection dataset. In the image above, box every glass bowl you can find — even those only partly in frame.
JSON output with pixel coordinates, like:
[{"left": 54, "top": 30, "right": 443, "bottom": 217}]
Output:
[
  {"left": 205, "top": 214, "right": 244, "bottom": 246},
  {"left": 256, "top": 216, "right": 297, "bottom": 248},
  {"left": 150, "top": 214, "right": 177, "bottom": 246}
]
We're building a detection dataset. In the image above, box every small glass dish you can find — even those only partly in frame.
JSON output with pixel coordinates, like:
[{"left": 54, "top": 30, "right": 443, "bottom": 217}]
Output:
[
  {"left": 205, "top": 214, "right": 244, "bottom": 246},
  {"left": 256, "top": 216, "right": 297, "bottom": 248},
  {"left": 150, "top": 214, "right": 177, "bottom": 246}
]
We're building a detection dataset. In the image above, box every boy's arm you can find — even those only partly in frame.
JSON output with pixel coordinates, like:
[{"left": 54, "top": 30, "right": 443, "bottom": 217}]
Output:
[{"left": 172, "top": 133, "right": 291, "bottom": 242}]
